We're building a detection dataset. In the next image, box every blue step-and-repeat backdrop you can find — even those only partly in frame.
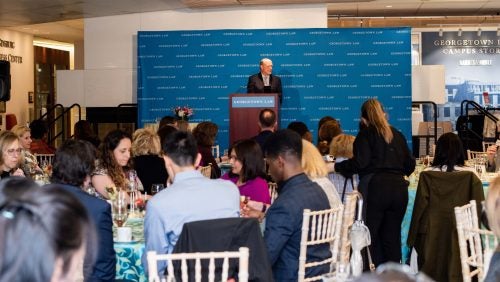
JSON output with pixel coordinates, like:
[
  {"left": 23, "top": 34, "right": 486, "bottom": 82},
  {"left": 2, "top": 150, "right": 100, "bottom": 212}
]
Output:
[{"left": 138, "top": 28, "right": 412, "bottom": 151}]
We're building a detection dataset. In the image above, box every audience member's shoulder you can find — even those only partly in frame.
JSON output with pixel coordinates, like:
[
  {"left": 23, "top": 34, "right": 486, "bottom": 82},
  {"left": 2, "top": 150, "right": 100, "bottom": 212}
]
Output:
[{"left": 213, "top": 177, "right": 239, "bottom": 189}]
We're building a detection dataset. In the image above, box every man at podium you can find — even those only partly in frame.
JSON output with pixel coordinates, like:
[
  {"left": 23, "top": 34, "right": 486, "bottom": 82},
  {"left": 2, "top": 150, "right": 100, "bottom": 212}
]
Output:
[{"left": 247, "top": 58, "right": 282, "bottom": 104}]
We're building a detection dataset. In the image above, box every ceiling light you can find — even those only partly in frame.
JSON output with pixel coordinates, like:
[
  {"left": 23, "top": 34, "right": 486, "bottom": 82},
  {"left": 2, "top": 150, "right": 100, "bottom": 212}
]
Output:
[
  {"left": 385, "top": 5, "right": 392, "bottom": 8},
  {"left": 477, "top": 28, "right": 482, "bottom": 36}
]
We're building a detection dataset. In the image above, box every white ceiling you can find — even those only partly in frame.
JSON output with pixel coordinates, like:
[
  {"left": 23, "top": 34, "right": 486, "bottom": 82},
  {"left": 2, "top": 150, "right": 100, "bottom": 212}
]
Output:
[{"left": 3, "top": 0, "right": 500, "bottom": 43}]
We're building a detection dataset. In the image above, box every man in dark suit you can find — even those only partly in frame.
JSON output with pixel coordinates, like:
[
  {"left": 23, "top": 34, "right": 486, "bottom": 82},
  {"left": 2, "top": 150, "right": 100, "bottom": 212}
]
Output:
[
  {"left": 252, "top": 108, "right": 277, "bottom": 151},
  {"left": 51, "top": 139, "right": 116, "bottom": 282},
  {"left": 247, "top": 58, "right": 282, "bottom": 104},
  {"left": 262, "top": 129, "right": 331, "bottom": 281}
]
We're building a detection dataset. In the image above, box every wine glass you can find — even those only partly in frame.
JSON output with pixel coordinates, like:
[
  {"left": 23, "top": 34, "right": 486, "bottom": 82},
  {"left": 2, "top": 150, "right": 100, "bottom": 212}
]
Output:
[
  {"left": 151, "top": 183, "right": 165, "bottom": 196},
  {"left": 113, "top": 191, "right": 128, "bottom": 227},
  {"left": 335, "top": 262, "right": 351, "bottom": 281}
]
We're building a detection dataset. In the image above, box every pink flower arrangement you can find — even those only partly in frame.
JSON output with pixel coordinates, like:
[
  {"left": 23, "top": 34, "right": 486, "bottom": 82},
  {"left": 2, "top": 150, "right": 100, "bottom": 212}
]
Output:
[{"left": 173, "top": 106, "right": 194, "bottom": 120}]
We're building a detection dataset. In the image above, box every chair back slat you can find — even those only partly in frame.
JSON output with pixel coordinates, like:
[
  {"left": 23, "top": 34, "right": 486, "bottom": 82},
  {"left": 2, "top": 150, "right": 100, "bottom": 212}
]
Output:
[
  {"left": 195, "top": 258, "right": 201, "bottom": 282},
  {"left": 181, "top": 258, "right": 188, "bottom": 282},
  {"left": 208, "top": 257, "right": 215, "bottom": 282},
  {"left": 221, "top": 257, "right": 229, "bottom": 282},
  {"left": 268, "top": 182, "right": 278, "bottom": 204}
]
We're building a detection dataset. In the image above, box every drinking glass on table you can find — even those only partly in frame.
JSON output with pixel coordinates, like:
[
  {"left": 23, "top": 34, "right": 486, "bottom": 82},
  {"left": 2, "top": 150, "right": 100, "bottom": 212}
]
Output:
[
  {"left": 151, "top": 183, "right": 165, "bottom": 196},
  {"left": 113, "top": 191, "right": 128, "bottom": 227}
]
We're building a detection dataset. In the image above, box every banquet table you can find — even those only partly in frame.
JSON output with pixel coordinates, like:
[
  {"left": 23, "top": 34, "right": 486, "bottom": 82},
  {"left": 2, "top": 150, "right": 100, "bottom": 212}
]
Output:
[{"left": 114, "top": 217, "right": 146, "bottom": 282}]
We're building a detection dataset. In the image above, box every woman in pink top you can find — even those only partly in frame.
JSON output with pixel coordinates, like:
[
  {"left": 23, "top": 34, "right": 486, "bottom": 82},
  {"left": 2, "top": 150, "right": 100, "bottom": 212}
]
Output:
[{"left": 221, "top": 139, "right": 271, "bottom": 205}]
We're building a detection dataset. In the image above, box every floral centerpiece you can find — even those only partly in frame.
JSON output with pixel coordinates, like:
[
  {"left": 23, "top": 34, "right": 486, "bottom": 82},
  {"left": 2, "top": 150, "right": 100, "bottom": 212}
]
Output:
[{"left": 173, "top": 106, "right": 194, "bottom": 121}]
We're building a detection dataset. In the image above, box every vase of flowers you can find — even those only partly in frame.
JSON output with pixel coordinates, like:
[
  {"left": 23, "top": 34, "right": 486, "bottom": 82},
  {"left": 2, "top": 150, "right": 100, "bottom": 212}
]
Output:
[{"left": 173, "top": 106, "right": 194, "bottom": 121}]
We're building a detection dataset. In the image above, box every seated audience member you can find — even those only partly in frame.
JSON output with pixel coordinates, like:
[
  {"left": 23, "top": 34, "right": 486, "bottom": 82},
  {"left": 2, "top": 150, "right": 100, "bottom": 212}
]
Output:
[
  {"left": 92, "top": 129, "right": 143, "bottom": 199},
  {"left": 11, "top": 124, "right": 42, "bottom": 177},
  {"left": 50, "top": 139, "right": 116, "bottom": 281},
  {"left": 0, "top": 131, "right": 25, "bottom": 179},
  {"left": 302, "top": 139, "right": 341, "bottom": 209},
  {"left": 29, "top": 119, "right": 56, "bottom": 154},
  {"left": 157, "top": 125, "right": 178, "bottom": 147},
  {"left": 329, "top": 134, "right": 357, "bottom": 198},
  {"left": 74, "top": 120, "right": 101, "bottom": 148},
  {"left": 142, "top": 131, "right": 240, "bottom": 275},
  {"left": 158, "top": 115, "right": 178, "bottom": 130},
  {"left": 0, "top": 178, "right": 93, "bottom": 282},
  {"left": 317, "top": 116, "right": 335, "bottom": 138},
  {"left": 486, "top": 144, "right": 500, "bottom": 172},
  {"left": 221, "top": 139, "right": 270, "bottom": 213},
  {"left": 176, "top": 120, "right": 190, "bottom": 132},
  {"left": 318, "top": 119, "right": 342, "bottom": 155},
  {"left": 192, "top": 121, "right": 221, "bottom": 178},
  {"left": 262, "top": 129, "right": 331, "bottom": 281},
  {"left": 252, "top": 108, "right": 277, "bottom": 150},
  {"left": 132, "top": 128, "right": 168, "bottom": 195},
  {"left": 484, "top": 176, "right": 500, "bottom": 282},
  {"left": 287, "top": 121, "right": 313, "bottom": 142},
  {"left": 426, "top": 132, "right": 476, "bottom": 173}
]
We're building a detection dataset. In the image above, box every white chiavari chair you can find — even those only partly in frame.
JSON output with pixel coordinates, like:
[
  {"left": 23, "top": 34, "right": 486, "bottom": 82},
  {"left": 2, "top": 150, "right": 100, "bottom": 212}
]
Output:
[
  {"left": 200, "top": 165, "right": 212, "bottom": 178},
  {"left": 298, "top": 206, "right": 344, "bottom": 282},
  {"left": 34, "top": 153, "right": 54, "bottom": 166},
  {"left": 147, "top": 247, "right": 249, "bottom": 282},
  {"left": 467, "top": 149, "right": 488, "bottom": 160},
  {"left": 338, "top": 192, "right": 359, "bottom": 265},
  {"left": 482, "top": 141, "right": 496, "bottom": 153},
  {"left": 268, "top": 182, "right": 278, "bottom": 204},
  {"left": 454, "top": 200, "right": 498, "bottom": 282}
]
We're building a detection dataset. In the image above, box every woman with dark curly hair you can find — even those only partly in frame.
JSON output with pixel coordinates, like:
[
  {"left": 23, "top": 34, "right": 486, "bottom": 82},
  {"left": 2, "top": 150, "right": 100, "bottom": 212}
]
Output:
[
  {"left": 192, "top": 122, "right": 221, "bottom": 178},
  {"left": 91, "top": 129, "right": 142, "bottom": 199}
]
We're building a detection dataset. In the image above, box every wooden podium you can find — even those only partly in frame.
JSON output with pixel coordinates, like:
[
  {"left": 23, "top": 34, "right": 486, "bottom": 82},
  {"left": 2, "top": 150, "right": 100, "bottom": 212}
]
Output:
[{"left": 229, "top": 93, "right": 279, "bottom": 145}]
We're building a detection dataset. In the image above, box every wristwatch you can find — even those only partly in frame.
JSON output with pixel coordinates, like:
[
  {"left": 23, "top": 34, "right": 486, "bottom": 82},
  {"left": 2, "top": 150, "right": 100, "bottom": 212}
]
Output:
[{"left": 261, "top": 203, "right": 267, "bottom": 213}]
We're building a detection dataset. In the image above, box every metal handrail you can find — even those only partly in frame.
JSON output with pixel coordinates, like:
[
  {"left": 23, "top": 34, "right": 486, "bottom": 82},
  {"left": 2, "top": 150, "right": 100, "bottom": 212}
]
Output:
[
  {"left": 460, "top": 100, "right": 498, "bottom": 123},
  {"left": 460, "top": 100, "right": 499, "bottom": 140},
  {"left": 39, "top": 103, "right": 81, "bottom": 146},
  {"left": 116, "top": 103, "right": 137, "bottom": 129}
]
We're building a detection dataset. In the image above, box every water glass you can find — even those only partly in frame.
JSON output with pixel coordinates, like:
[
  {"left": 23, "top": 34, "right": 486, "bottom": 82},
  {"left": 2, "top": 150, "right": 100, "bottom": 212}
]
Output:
[
  {"left": 321, "top": 273, "right": 336, "bottom": 282},
  {"left": 112, "top": 191, "right": 128, "bottom": 227},
  {"left": 151, "top": 183, "right": 165, "bottom": 195},
  {"left": 336, "top": 263, "right": 351, "bottom": 281}
]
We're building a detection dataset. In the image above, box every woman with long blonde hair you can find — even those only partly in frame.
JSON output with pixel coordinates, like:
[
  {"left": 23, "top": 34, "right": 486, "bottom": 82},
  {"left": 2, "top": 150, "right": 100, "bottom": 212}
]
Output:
[
  {"left": 335, "top": 98, "right": 415, "bottom": 267},
  {"left": 301, "top": 140, "right": 341, "bottom": 208}
]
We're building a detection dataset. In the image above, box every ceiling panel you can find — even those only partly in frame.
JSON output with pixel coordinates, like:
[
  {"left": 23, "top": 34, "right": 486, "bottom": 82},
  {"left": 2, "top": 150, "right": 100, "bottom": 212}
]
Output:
[{"left": 2, "top": 0, "right": 500, "bottom": 43}]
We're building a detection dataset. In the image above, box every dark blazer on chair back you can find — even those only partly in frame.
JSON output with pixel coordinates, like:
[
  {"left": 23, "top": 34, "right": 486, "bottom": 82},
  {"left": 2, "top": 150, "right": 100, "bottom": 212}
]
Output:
[
  {"left": 407, "top": 171, "right": 485, "bottom": 282},
  {"left": 172, "top": 217, "right": 273, "bottom": 282}
]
